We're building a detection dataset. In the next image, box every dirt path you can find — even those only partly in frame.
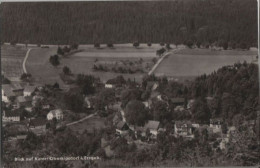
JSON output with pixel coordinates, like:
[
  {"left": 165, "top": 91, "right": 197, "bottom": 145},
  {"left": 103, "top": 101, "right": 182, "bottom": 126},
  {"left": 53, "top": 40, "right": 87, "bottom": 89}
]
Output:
[
  {"left": 148, "top": 49, "right": 181, "bottom": 75},
  {"left": 22, "top": 48, "right": 32, "bottom": 73},
  {"left": 66, "top": 113, "right": 96, "bottom": 126}
]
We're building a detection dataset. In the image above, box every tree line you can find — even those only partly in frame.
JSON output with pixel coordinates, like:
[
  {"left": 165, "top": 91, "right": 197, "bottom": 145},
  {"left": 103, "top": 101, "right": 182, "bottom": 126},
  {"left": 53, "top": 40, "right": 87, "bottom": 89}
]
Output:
[{"left": 0, "top": 0, "right": 257, "bottom": 47}]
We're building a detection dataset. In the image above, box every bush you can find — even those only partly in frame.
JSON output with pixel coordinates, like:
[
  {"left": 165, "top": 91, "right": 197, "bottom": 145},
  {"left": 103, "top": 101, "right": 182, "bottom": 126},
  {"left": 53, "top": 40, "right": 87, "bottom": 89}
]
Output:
[
  {"left": 133, "top": 41, "right": 139, "bottom": 48},
  {"left": 160, "top": 42, "right": 165, "bottom": 46},
  {"left": 166, "top": 43, "right": 171, "bottom": 49},
  {"left": 185, "top": 40, "right": 193, "bottom": 48},
  {"left": 94, "top": 43, "right": 100, "bottom": 48},
  {"left": 49, "top": 55, "right": 60, "bottom": 66},
  {"left": 223, "top": 41, "right": 228, "bottom": 50},
  {"left": 63, "top": 66, "right": 71, "bottom": 75},
  {"left": 107, "top": 43, "right": 114, "bottom": 48}
]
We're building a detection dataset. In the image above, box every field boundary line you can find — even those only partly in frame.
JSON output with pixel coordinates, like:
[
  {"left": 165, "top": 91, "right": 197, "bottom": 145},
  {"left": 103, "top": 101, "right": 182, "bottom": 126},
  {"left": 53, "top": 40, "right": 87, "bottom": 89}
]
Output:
[
  {"left": 148, "top": 48, "right": 181, "bottom": 76},
  {"left": 66, "top": 113, "right": 96, "bottom": 126},
  {"left": 22, "top": 48, "right": 32, "bottom": 73}
]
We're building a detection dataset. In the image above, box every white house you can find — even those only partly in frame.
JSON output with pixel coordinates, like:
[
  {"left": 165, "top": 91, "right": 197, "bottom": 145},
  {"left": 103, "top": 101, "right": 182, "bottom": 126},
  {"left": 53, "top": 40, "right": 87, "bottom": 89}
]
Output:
[
  {"left": 144, "top": 120, "right": 160, "bottom": 136},
  {"left": 210, "top": 118, "right": 223, "bottom": 133},
  {"left": 3, "top": 110, "right": 20, "bottom": 122},
  {"left": 47, "top": 109, "right": 63, "bottom": 120},
  {"left": 24, "top": 85, "right": 37, "bottom": 96},
  {"left": 116, "top": 121, "right": 129, "bottom": 135},
  {"left": 105, "top": 83, "right": 115, "bottom": 89},
  {"left": 2, "top": 84, "right": 15, "bottom": 103}
]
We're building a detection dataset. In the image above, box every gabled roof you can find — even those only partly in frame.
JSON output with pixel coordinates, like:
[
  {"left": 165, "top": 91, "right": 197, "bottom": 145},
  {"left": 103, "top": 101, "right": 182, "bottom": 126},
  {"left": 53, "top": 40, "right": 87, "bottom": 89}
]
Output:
[
  {"left": 145, "top": 120, "right": 160, "bottom": 130},
  {"left": 12, "top": 83, "right": 23, "bottom": 90},
  {"left": 116, "top": 121, "right": 128, "bottom": 130},
  {"left": 24, "top": 85, "right": 36, "bottom": 93},
  {"left": 175, "top": 121, "right": 192, "bottom": 128},
  {"left": 3, "top": 110, "right": 20, "bottom": 117},
  {"left": 2, "top": 84, "right": 15, "bottom": 97},
  {"left": 48, "top": 109, "right": 63, "bottom": 116},
  {"left": 16, "top": 96, "right": 26, "bottom": 103}
]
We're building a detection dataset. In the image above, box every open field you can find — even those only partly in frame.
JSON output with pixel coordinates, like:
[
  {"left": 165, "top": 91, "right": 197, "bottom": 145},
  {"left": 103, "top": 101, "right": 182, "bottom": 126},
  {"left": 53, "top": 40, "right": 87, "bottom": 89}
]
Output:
[
  {"left": 154, "top": 48, "right": 258, "bottom": 80},
  {"left": 68, "top": 116, "right": 106, "bottom": 134},
  {"left": 1, "top": 45, "right": 27, "bottom": 81},
  {"left": 26, "top": 44, "right": 162, "bottom": 84}
]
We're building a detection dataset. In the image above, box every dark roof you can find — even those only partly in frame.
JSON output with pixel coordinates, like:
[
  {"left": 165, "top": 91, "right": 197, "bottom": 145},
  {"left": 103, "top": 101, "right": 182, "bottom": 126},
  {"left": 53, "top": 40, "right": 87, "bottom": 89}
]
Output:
[
  {"left": 171, "top": 98, "right": 185, "bottom": 104},
  {"left": 16, "top": 96, "right": 26, "bottom": 103},
  {"left": 116, "top": 121, "right": 128, "bottom": 130},
  {"left": 24, "top": 85, "right": 37, "bottom": 93},
  {"left": 210, "top": 118, "right": 223, "bottom": 123},
  {"left": 175, "top": 121, "right": 192, "bottom": 128},
  {"left": 106, "top": 78, "right": 117, "bottom": 85},
  {"left": 12, "top": 83, "right": 23, "bottom": 91},
  {"left": 4, "top": 110, "right": 20, "bottom": 117},
  {"left": 145, "top": 120, "right": 160, "bottom": 130},
  {"left": 2, "top": 84, "right": 15, "bottom": 97},
  {"left": 29, "top": 118, "right": 47, "bottom": 127}
]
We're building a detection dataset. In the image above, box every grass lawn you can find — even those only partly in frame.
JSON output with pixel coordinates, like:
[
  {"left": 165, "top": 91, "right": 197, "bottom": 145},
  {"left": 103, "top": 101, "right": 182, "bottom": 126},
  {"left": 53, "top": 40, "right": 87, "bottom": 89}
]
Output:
[
  {"left": 68, "top": 116, "right": 106, "bottom": 134},
  {"left": 1, "top": 45, "right": 27, "bottom": 81},
  {"left": 26, "top": 44, "right": 161, "bottom": 84},
  {"left": 154, "top": 48, "right": 257, "bottom": 80}
]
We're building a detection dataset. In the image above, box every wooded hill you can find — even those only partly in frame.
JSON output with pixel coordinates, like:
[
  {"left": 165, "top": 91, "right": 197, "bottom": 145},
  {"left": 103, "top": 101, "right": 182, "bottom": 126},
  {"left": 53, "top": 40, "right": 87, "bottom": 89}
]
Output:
[{"left": 0, "top": 0, "right": 257, "bottom": 46}]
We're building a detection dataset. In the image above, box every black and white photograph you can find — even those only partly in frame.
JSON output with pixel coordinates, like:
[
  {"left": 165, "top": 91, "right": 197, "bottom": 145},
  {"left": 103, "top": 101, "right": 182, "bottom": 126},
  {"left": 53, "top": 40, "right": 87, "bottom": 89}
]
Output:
[{"left": 1, "top": 0, "right": 260, "bottom": 167}]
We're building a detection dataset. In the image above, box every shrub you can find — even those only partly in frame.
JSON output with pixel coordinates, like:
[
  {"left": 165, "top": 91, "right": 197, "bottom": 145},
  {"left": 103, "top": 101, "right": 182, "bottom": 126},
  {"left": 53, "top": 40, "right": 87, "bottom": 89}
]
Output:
[{"left": 133, "top": 41, "right": 139, "bottom": 48}]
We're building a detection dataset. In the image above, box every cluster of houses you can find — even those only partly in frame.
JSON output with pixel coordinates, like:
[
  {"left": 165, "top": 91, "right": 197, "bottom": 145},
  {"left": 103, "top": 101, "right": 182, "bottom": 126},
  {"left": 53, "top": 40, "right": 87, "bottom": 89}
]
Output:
[{"left": 2, "top": 83, "right": 64, "bottom": 136}]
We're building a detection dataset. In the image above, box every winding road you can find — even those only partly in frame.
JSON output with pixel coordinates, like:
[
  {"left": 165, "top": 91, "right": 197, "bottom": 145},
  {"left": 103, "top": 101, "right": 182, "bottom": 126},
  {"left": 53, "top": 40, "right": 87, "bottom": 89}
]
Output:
[
  {"left": 66, "top": 113, "right": 96, "bottom": 126},
  {"left": 148, "top": 48, "right": 182, "bottom": 75},
  {"left": 22, "top": 48, "right": 32, "bottom": 73}
]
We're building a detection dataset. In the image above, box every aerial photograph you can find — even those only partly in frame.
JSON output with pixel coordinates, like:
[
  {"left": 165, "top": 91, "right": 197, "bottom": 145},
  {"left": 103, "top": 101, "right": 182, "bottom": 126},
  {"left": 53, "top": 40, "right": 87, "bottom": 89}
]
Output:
[{"left": 1, "top": 1, "right": 259, "bottom": 167}]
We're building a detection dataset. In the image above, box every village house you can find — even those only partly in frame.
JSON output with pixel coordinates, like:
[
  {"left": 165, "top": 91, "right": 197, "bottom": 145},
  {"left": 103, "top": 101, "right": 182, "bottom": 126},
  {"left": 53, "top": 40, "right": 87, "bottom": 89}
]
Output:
[
  {"left": 2, "top": 110, "right": 20, "bottom": 122},
  {"left": 28, "top": 118, "right": 47, "bottom": 135},
  {"left": 210, "top": 118, "right": 223, "bottom": 133},
  {"left": 11, "top": 83, "right": 24, "bottom": 96},
  {"left": 144, "top": 120, "right": 160, "bottom": 137},
  {"left": 105, "top": 79, "right": 117, "bottom": 88},
  {"left": 146, "top": 81, "right": 159, "bottom": 91},
  {"left": 116, "top": 121, "right": 129, "bottom": 135},
  {"left": 142, "top": 101, "right": 151, "bottom": 109},
  {"left": 16, "top": 96, "right": 32, "bottom": 108},
  {"left": 23, "top": 85, "right": 37, "bottom": 96},
  {"left": 47, "top": 109, "right": 63, "bottom": 120},
  {"left": 171, "top": 97, "right": 185, "bottom": 106},
  {"left": 187, "top": 99, "right": 195, "bottom": 109},
  {"left": 2, "top": 84, "right": 16, "bottom": 103},
  {"left": 174, "top": 121, "right": 194, "bottom": 138}
]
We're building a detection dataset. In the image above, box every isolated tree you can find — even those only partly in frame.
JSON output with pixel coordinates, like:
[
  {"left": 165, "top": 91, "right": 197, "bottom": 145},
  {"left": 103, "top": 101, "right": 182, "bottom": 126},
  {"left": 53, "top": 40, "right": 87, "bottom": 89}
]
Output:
[
  {"left": 57, "top": 47, "right": 64, "bottom": 55},
  {"left": 94, "top": 43, "right": 100, "bottom": 48},
  {"left": 53, "top": 82, "right": 60, "bottom": 89},
  {"left": 20, "top": 73, "right": 32, "bottom": 82},
  {"left": 166, "top": 43, "right": 171, "bottom": 50},
  {"left": 156, "top": 48, "right": 166, "bottom": 56},
  {"left": 133, "top": 41, "right": 139, "bottom": 48},
  {"left": 107, "top": 43, "right": 114, "bottom": 48},
  {"left": 125, "top": 100, "right": 149, "bottom": 126},
  {"left": 63, "top": 46, "right": 71, "bottom": 53},
  {"left": 63, "top": 66, "right": 71, "bottom": 75},
  {"left": 64, "top": 92, "right": 84, "bottom": 112},
  {"left": 185, "top": 40, "right": 194, "bottom": 48},
  {"left": 49, "top": 55, "right": 60, "bottom": 66},
  {"left": 70, "top": 43, "right": 79, "bottom": 50},
  {"left": 160, "top": 42, "right": 165, "bottom": 46},
  {"left": 223, "top": 41, "right": 228, "bottom": 50}
]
